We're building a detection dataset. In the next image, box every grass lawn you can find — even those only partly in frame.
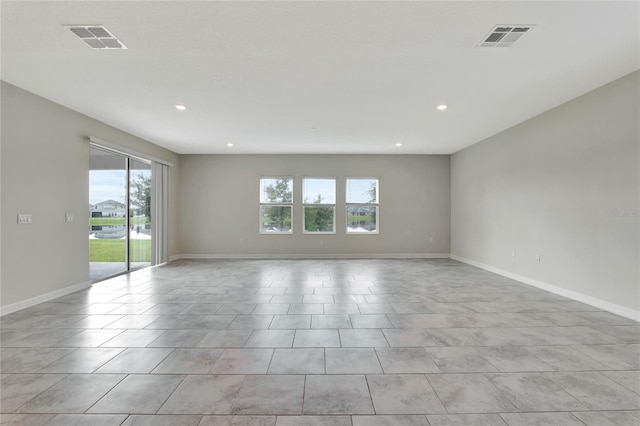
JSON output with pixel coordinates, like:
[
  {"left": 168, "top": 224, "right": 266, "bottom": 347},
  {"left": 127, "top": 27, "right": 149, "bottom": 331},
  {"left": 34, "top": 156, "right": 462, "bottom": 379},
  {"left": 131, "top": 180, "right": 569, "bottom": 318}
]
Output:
[
  {"left": 90, "top": 239, "right": 151, "bottom": 262},
  {"left": 90, "top": 217, "right": 150, "bottom": 226}
]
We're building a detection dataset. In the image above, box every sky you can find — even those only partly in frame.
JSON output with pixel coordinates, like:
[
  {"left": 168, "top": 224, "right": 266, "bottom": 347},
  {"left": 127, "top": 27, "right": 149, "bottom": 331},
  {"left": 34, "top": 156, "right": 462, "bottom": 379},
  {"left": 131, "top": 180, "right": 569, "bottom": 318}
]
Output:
[{"left": 90, "top": 170, "right": 126, "bottom": 205}]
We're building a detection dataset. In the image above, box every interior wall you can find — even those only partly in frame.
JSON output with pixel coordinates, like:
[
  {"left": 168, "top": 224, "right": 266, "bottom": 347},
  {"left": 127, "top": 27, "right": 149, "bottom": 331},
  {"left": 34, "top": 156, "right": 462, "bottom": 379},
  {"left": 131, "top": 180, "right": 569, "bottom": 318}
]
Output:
[
  {"left": 0, "top": 81, "right": 180, "bottom": 309},
  {"left": 451, "top": 71, "right": 640, "bottom": 312},
  {"left": 177, "top": 154, "right": 450, "bottom": 257}
]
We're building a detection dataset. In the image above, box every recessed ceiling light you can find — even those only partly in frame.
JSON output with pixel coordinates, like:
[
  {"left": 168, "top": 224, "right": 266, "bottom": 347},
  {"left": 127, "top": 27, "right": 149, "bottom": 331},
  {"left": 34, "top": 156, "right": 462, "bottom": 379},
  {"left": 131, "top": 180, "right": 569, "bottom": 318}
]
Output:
[
  {"left": 436, "top": 104, "right": 448, "bottom": 111},
  {"left": 395, "top": 142, "right": 403, "bottom": 147},
  {"left": 226, "top": 143, "right": 234, "bottom": 147},
  {"left": 175, "top": 104, "right": 187, "bottom": 110}
]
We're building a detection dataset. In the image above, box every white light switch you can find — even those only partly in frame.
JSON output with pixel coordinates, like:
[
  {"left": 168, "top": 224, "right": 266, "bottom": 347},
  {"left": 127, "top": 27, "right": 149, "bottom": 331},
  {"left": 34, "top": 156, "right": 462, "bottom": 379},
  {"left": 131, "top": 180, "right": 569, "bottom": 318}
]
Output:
[
  {"left": 65, "top": 213, "right": 74, "bottom": 223},
  {"left": 18, "top": 213, "right": 32, "bottom": 224}
]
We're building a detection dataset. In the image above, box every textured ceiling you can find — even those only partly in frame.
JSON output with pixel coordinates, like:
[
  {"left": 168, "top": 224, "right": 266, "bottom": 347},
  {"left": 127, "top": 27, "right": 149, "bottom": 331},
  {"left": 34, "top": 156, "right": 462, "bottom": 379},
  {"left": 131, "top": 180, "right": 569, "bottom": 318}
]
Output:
[{"left": 1, "top": 1, "right": 638, "bottom": 154}]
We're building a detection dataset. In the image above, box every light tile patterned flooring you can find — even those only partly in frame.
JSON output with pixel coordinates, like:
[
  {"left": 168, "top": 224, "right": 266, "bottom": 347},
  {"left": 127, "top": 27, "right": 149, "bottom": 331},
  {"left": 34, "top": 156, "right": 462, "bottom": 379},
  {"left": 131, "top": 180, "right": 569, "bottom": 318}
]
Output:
[{"left": 1, "top": 259, "right": 639, "bottom": 426}]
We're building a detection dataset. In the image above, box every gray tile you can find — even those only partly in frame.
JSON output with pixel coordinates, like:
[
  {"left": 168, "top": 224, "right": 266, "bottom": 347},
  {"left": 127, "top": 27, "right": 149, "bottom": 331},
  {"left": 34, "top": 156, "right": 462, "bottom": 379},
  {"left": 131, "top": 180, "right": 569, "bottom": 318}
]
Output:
[
  {"left": 311, "top": 315, "right": 351, "bottom": 329},
  {"left": 268, "top": 348, "right": 325, "bottom": 374},
  {"left": 293, "top": 330, "right": 340, "bottom": 347},
  {"left": 252, "top": 304, "right": 290, "bottom": 314},
  {"left": 487, "top": 373, "right": 585, "bottom": 411},
  {"left": 269, "top": 315, "right": 310, "bottom": 329},
  {"left": 158, "top": 375, "right": 245, "bottom": 414},
  {"left": 189, "top": 315, "right": 236, "bottom": 329},
  {"left": 352, "top": 415, "right": 429, "bottom": 425},
  {"left": 217, "top": 304, "right": 257, "bottom": 315},
  {"left": 200, "top": 416, "right": 275, "bottom": 426},
  {"left": 95, "top": 348, "right": 173, "bottom": 373},
  {"left": 545, "top": 371, "right": 640, "bottom": 410},
  {"left": 367, "top": 374, "right": 446, "bottom": 414},
  {"left": 45, "top": 414, "right": 128, "bottom": 425},
  {"left": 17, "top": 374, "right": 125, "bottom": 413},
  {"left": 232, "top": 375, "right": 304, "bottom": 414},
  {"left": 426, "top": 414, "right": 507, "bottom": 426},
  {"left": 382, "top": 329, "right": 441, "bottom": 347},
  {"left": 288, "top": 304, "right": 323, "bottom": 315},
  {"left": 527, "top": 345, "right": 609, "bottom": 371},
  {"left": 152, "top": 349, "right": 224, "bottom": 374},
  {"left": 275, "top": 416, "right": 350, "bottom": 426},
  {"left": 245, "top": 330, "right": 295, "bottom": 348},
  {"left": 426, "top": 373, "right": 518, "bottom": 414},
  {"left": 0, "top": 374, "right": 66, "bottom": 412},
  {"left": 229, "top": 315, "right": 274, "bottom": 330},
  {"left": 339, "top": 329, "right": 389, "bottom": 347},
  {"left": 425, "top": 347, "right": 498, "bottom": 373},
  {"left": 197, "top": 330, "right": 253, "bottom": 348},
  {"left": 147, "top": 330, "right": 208, "bottom": 347},
  {"left": 121, "top": 415, "right": 202, "bottom": 425},
  {"left": 350, "top": 314, "right": 393, "bottom": 328},
  {"left": 0, "top": 414, "right": 55, "bottom": 426},
  {"left": 573, "top": 344, "right": 640, "bottom": 369},
  {"left": 303, "top": 375, "right": 374, "bottom": 414},
  {"left": 499, "top": 412, "right": 584, "bottom": 426},
  {"left": 376, "top": 347, "right": 439, "bottom": 373},
  {"left": 88, "top": 374, "right": 184, "bottom": 414},
  {"left": 323, "top": 303, "right": 359, "bottom": 314},
  {"left": 572, "top": 410, "right": 640, "bottom": 426},
  {"left": 476, "top": 346, "right": 554, "bottom": 372},
  {"left": 210, "top": 349, "right": 273, "bottom": 374},
  {"left": 0, "top": 348, "right": 76, "bottom": 373},
  {"left": 356, "top": 303, "right": 396, "bottom": 314},
  {"left": 325, "top": 348, "right": 383, "bottom": 374},
  {"left": 100, "top": 330, "right": 166, "bottom": 347},
  {"left": 552, "top": 326, "right": 622, "bottom": 344},
  {"left": 601, "top": 370, "right": 640, "bottom": 394},
  {"left": 38, "top": 348, "right": 124, "bottom": 373}
]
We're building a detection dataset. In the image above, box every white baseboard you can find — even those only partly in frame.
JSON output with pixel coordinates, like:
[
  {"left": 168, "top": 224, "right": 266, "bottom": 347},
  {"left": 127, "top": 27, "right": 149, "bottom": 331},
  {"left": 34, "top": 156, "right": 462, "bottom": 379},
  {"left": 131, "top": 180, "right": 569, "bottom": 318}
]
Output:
[
  {"left": 172, "top": 253, "right": 451, "bottom": 260},
  {"left": 0, "top": 281, "right": 91, "bottom": 317},
  {"left": 451, "top": 254, "right": 640, "bottom": 322}
]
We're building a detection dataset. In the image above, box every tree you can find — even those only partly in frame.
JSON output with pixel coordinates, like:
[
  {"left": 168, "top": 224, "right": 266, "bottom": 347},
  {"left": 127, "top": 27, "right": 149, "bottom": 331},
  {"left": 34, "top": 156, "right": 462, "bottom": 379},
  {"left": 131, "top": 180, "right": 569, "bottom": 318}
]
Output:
[
  {"left": 304, "top": 194, "right": 333, "bottom": 232},
  {"left": 263, "top": 179, "right": 293, "bottom": 231},
  {"left": 130, "top": 172, "right": 151, "bottom": 220},
  {"left": 265, "top": 178, "right": 292, "bottom": 203}
]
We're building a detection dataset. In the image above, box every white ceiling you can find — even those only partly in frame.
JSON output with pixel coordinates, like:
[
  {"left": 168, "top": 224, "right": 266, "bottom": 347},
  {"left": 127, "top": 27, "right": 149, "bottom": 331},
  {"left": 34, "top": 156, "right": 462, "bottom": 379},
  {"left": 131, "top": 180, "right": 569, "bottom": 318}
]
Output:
[{"left": 1, "top": 1, "right": 638, "bottom": 155}]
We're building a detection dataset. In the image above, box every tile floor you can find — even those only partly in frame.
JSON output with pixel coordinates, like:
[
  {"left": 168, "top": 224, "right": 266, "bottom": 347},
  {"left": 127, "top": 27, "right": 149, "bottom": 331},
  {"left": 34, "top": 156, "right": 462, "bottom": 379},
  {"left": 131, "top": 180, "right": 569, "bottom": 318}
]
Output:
[{"left": 1, "top": 258, "right": 639, "bottom": 425}]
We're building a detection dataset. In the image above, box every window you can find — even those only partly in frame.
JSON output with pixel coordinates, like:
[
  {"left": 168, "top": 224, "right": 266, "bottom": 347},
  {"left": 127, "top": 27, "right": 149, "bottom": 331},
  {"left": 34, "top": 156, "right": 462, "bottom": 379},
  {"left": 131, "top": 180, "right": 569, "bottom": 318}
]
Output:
[
  {"left": 346, "top": 178, "right": 378, "bottom": 234},
  {"left": 260, "top": 177, "right": 293, "bottom": 234},
  {"left": 303, "top": 178, "right": 336, "bottom": 234}
]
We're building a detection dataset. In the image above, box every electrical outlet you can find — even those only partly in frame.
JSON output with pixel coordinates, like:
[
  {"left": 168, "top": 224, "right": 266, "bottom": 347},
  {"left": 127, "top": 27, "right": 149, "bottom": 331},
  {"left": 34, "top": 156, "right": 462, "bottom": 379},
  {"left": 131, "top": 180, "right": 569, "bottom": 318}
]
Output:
[
  {"left": 17, "top": 213, "right": 32, "bottom": 224},
  {"left": 429, "top": 236, "right": 434, "bottom": 243},
  {"left": 536, "top": 254, "right": 541, "bottom": 263},
  {"left": 512, "top": 249, "right": 516, "bottom": 257}
]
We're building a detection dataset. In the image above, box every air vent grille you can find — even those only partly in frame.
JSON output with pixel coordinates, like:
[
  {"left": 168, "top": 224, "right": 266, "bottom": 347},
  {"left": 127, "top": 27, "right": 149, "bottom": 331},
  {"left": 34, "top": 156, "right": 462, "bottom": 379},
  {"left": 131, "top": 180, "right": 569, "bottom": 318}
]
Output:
[
  {"left": 67, "top": 25, "right": 127, "bottom": 50},
  {"left": 478, "top": 25, "right": 534, "bottom": 47}
]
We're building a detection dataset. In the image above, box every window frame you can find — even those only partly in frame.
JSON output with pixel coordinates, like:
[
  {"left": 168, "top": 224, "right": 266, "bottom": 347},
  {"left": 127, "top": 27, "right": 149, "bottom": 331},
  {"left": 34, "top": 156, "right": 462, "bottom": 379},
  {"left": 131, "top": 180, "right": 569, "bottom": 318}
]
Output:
[
  {"left": 345, "top": 177, "right": 379, "bottom": 235},
  {"left": 259, "top": 176, "right": 294, "bottom": 235},
  {"left": 302, "top": 177, "right": 336, "bottom": 234}
]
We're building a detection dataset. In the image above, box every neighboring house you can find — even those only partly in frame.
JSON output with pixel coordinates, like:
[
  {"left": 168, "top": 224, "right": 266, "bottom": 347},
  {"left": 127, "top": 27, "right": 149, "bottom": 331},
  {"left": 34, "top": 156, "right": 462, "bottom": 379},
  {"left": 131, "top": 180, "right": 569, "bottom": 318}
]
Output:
[{"left": 90, "top": 199, "right": 126, "bottom": 218}]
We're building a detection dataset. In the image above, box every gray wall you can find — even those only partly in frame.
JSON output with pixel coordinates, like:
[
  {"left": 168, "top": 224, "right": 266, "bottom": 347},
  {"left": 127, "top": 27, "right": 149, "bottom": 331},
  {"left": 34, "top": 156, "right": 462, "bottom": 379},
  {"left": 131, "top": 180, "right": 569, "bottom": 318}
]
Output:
[
  {"left": 1, "top": 81, "right": 180, "bottom": 308},
  {"left": 451, "top": 71, "right": 640, "bottom": 311},
  {"left": 177, "top": 154, "right": 450, "bottom": 257}
]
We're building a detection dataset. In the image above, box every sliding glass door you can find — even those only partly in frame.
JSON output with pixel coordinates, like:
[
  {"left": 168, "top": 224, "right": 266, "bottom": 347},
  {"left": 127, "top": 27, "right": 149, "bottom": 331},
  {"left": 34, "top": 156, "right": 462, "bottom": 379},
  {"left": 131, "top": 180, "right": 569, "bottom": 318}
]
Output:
[
  {"left": 129, "top": 159, "right": 152, "bottom": 270},
  {"left": 89, "top": 147, "right": 152, "bottom": 282}
]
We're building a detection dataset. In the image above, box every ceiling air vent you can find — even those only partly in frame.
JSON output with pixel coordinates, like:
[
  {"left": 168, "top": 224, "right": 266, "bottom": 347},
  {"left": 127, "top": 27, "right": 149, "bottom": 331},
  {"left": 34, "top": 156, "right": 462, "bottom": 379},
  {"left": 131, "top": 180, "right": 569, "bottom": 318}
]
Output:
[
  {"left": 478, "top": 25, "right": 534, "bottom": 47},
  {"left": 67, "top": 25, "right": 127, "bottom": 50}
]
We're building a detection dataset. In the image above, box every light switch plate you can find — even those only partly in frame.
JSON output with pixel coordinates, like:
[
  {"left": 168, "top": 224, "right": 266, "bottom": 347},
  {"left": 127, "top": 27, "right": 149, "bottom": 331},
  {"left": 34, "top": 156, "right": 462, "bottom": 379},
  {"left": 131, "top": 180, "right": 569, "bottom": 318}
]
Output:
[
  {"left": 18, "top": 213, "right": 32, "bottom": 224},
  {"left": 65, "top": 213, "right": 74, "bottom": 223}
]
